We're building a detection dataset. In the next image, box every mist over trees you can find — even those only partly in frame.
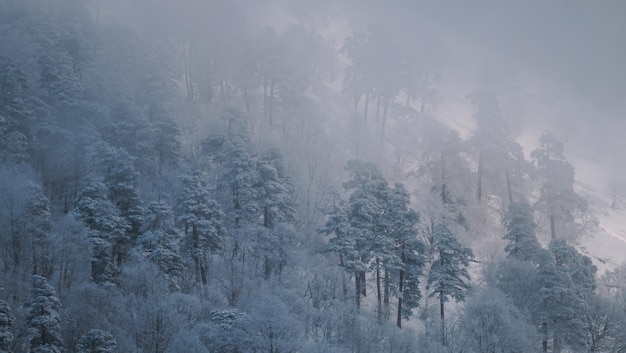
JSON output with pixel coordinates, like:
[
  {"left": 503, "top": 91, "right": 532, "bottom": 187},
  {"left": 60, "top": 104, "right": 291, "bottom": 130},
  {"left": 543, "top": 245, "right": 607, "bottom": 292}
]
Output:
[{"left": 0, "top": 0, "right": 624, "bottom": 352}]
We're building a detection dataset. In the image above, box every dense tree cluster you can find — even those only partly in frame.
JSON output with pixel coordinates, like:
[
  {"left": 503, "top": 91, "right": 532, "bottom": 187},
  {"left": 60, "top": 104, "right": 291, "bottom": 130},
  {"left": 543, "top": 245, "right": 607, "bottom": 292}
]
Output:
[{"left": 0, "top": 1, "right": 622, "bottom": 353}]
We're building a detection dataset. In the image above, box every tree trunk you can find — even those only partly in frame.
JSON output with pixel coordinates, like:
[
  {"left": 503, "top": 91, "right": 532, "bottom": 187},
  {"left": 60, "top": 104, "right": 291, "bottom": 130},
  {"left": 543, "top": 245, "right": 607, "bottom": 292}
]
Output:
[
  {"left": 550, "top": 214, "right": 556, "bottom": 239},
  {"left": 376, "top": 259, "right": 382, "bottom": 324},
  {"left": 476, "top": 150, "right": 483, "bottom": 201},
  {"left": 268, "top": 79, "right": 275, "bottom": 127},
  {"left": 363, "top": 92, "right": 370, "bottom": 123},
  {"left": 263, "top": 76, "right": 268, "bottom": 123},
  {"left": 339, "top": 253, "right": 347, "bottom": 298},
  {"left": 396, "top": 268, "right": 404, "bottom": 328},
  {"left": 505, "top": 170, "right": 514, "bottom": 204},
  {"left": 383, "top": 268, "right": 390, "bottom": 319},
  {"left": 355, "top": 270, "right": 361, "bottom": 310},
  {"left": 360, "top": 270, "right": 366, "bottom": 296},
  {"left": 542, "top": 322, "right": 548, "bottom": 353},
  {"left": 440, "top": 292, "right": 446, "bottom": 346},
  {"left": 380, "top": 98, "right": 389, "bottom": 144}
]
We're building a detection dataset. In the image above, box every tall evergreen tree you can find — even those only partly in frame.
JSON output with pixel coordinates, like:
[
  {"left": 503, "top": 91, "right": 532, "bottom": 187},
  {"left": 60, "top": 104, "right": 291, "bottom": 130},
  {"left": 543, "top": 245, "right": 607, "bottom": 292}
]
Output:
[
  {"left": 503, "top": 201, "right": 542, "bottom": 262},
  {"left": 531, "top": 134, "right": 587, "bottom": 240},
  {"left": 177, "top": 171, "right": 225, "bottom": 286},
  {"left": 138, "top": 201, "right": 183, "bottom": 289},
  {"left": 24, "top": 275, "right": 63, "bottom": 353},
  {"left": 73, "top": 180, "right": 130, "bottom": 284},
  {"left": 387, "top": 182, "right": 424, "bottom": 328},
  {"left": 25, "top": 192, "right": 54, "bottom": 279},
  {"left": 427, "top": 223, "right": 474, "bottom": 345}
]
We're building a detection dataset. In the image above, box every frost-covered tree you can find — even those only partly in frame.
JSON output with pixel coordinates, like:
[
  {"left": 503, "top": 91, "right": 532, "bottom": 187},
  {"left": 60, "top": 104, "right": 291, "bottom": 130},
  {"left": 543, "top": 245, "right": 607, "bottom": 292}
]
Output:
[
  {"left": 550, "top": 238, "right": 596, "bottom": 294},
  {"left": 89, "top": 143, "right": 144, "bottom": 259},
  {"left": 73, "top": 180, "right": 130, "bottom": 284},
  {"left": 387, "top": 182, "right": 425, "bottom": 328},
  {"left": 531, "top": 134, "right": 587, "bottom": 240},
  {"left": 24, "top": 275, "right": 63, "bottom": 353},
  {"left": 25, "top": 192, "right": 54, "bottom": 279},
  {"left": 138, "top": 201, "right": 183, "bottom": 288},
  {"left": 177, "top": 171, "right": 225, "bottom": 286},
  {"left": 0, "top": 289, "right": 14, "bottom": 353},
  {"left": 460, "top": 288, "right": 540, "bottom": 353},
  {"left": 531, "top": 254, "right": 585, "bottom": 353},
  {"left": 343, "top": 160, "right": 389, "bottom": 310},
  {"left": 75, "top": 329, "right": 116, "bottom": 353},
  {"left": 427, "top": 223, "right": 474, "bottom": 345},
  {"left": 503, "top": 201, "right": 542, "bottom": 262}
]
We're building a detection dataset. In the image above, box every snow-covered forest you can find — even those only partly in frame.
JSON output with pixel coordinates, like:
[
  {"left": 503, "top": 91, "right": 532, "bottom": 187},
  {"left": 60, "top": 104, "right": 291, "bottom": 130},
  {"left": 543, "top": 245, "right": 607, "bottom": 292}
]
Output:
[{"left": 1, "top": 0, "right": 626, "bottom": 352}]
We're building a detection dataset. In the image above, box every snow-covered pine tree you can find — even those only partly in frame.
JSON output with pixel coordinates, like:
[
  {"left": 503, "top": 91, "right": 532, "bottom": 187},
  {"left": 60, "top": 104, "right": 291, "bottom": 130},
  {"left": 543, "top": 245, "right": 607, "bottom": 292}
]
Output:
[
  {"left": 24, "top": 275, "right": 63, "bottom": 353},
  {"left": 531, "top": 134, "right": 587, "bottom": 240},
  {"left": 73, "top": 180, "right": 130, "bottom": 284},
  {"left": 0, "top": 288, "right": 14, "bottom": 353},
  {"left": 387, "top": 182, "right": 425, "bottom": 328},
  {"left": 177, "top": 171, "right": 225, "bottom": 286},
  {"left": 138, "top": 201, "right": 183, "bottom": 289},
  {"left": 503, "top": 201, "right": 543, "bottom": 262},
  {"left": 75, "top": 329, "right": 116, "bottom": 353},
  {"left": 427, "top": 223, "right": 474, "bottom": 345}
]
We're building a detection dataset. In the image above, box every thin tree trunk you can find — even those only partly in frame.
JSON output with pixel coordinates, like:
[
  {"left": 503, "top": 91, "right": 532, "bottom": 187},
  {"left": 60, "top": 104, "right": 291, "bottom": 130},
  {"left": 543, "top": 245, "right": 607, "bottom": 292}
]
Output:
[
  {"left": 383, "top": 268, "right": 390, "bottom": 319},
  {"left": 339, "top": 253, "right": 347, "bottom": 298},
  {"left": 376, "top": 259, "right": 382, "bottom": 324},
  {"left": 360, "top": 270, "right": 366, "bottom": 296},
  {"left": 263, "top": 76, "right": 268, "bottom": 123},
  {"left": 550, "top": 214, "right": 556, "bottom": 239},
  {"left": 268, "top": 79, "right": 275, "bottom": 127},
  {"left": 440, "top": 292, "right": 446, "bottom": 346},
  {"left": 363, "top": 92, "right": 370, "bottom": 123},
  {"left": 505, "top": 170, "right": 514, "bottom": 204},
  {"left": 542, "top": 322, "right": 548, "bottom": 353},
  {"left": 477, "top": 150, "right": 483, "bottom": 201},
  {"left": 355, "top": 270, "right": 361, "bottom": 310},
  {"left": 380, "top": 98, "right": 389, "bottom": 144},
  {"left": 376, "top": 95, "right": 381, "bottom": 121},
  {"left": 396, "top": 268, "right": 404, "bottom": 328}
]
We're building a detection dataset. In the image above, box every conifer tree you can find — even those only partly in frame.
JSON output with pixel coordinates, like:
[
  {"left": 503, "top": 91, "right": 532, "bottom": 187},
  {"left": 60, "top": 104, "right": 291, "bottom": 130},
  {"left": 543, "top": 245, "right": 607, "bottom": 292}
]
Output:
[
  {"left": 73, "top": 180, "right": 130, "bottom": 284},
  {"left": 0, "top": 289, "right": 14, "bottom": 353},
  {"left": 503, "top": 201, "right": 542, "bottom": 262},
  {"left": 531, "top": 134, "right": 587, "bottom": 240},
  {"left": 138, "top": 201, "right": 183, "bottom": 289},
  {"left": 75, "top": 329, "right": 116, "bottom": 353},
  {"left": 24, "top": 275, "right": 63, "bottom": 353},
  {"left": 427, "top": 224, "right": 474, "bottom": 345},
  {"left": 177, "top": 171, "right": 225, "bottom": 286}
]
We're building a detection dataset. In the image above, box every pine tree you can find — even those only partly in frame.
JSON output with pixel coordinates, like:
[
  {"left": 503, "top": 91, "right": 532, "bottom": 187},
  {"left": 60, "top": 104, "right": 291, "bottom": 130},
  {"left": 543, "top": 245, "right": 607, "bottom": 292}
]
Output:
[
  {"left": 256, "top": 148, "right": 296, "bottom": 278},
  {"left": 90, "top": 143, "right": 144, "bottom": 262},
  {"left": 387, "top": 182, "right": 425, "bottom": 328},
  {"left": 531, "top": 255, "right": 585, "bottom": 353},
  {"left": 138, "top": 201, "right": 183, "bottom": 289},
  {"left": 75, "top": 329, "right": 116, "bottom": 353},
  {"left": 177, "top": 171, "right": 225, "bottom": 286},
  {"left": 25, "top": 192, "right": 54, "bottom": 279},
  {"left": 0, "top": 289, "right": 14, "bottom": 353},
  {"left": 24, "top": 275, "right": 63, "bottom": 353},
  {"left": 531, "top": 134, "right": 587, "bottom": 240},
  {"left": 73, "top": 180, "right": 130, "bottom": 284},
  {"left": 427, "top": 223, "right": 474, "bottom": 345},
  {"left": 503, "top": 201, "right": 542, "bottom": 262}
]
